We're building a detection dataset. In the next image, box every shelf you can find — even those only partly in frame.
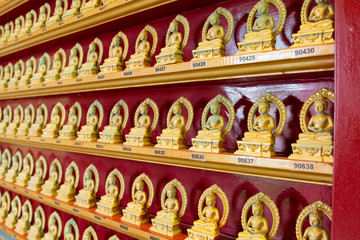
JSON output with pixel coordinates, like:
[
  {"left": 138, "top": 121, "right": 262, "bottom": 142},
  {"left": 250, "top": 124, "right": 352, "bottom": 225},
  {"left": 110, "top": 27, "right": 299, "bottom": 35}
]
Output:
[
  {"left": 0, "top": 134, "right": 333, "bottom": 185},
  {"left": 0, "top": 44, "right": 334, "bottom": 100},
  {"left": 0, "top": 0, "right": 29, "bottom": 17},
  {"left": 0, "top": 0, "right": 175, "bottom": 58},
  {"left": 0, "top": 221, "right": 26, "bottom": 240}
]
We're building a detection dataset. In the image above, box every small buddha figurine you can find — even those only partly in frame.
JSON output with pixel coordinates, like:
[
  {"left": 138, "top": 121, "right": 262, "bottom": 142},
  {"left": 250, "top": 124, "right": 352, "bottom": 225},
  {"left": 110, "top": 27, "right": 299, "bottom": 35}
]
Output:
[
  {"left": 237, "top": 200, "right": 268, "bottom": 240},
  {"left": 0, "top": 106, "right": 12, "bottom": 133},
  {"left": 45, "top": 49, "right": 65, "bottom": 82},
  {"left": 1, "top": 22, "right": 13, "bottom": 43},
  {"left": 237, "top": 0, "right": 286, "bottom": 54},
  {"left": 151, "top": 179, "right": 187, "bottom": 236},
  {"left": 78, "top": 38, "right": 103, "bottom": 76},
  {"left": 82, "top": 226, "right": 98, "bottom": 240},
  {"left": 59, "top": 103, "right": 82, "bottom": 140},
  {"left": 124, "top": 98, "right": 159, "bottom": 146},
  {"left": 74, "top": 164, "right": 99, "bottom": 208},
  {"left": 63, "top": 219, "right": 79, "bottom": 240},
  {"left": 31, "top": 53, "right": 50, "bottom": 84},
  {"left": 6, "top": 106, "right": 23, "bottom": 135},
  {"left": 27, "top": 157, "right": 47, "bottom": 191},
  {"left": 8, "top": 60, "right": 24, "bottom": 88},
  {"left": 8, "top": 16, "right": 24, "bottom": 41},
  {"left": 192, "top": 7, "right": 234, "bottom": 60},
  {"left": 47, "top": 0, "right": 67, "bottom": 25},
  {"left": 122, "top": 173, "right": 154, "bottom": 225},
  {"left": 15, "top": 200, "right": 33, "bottom": 235},
  {"left": 290, "top": 89, "right": 334, "bottom": 162},
  {"left": 42, "top": 212, "right": 62, "bottom": 240},
  {"left": 27, "top": 207, "right": 45, "bottom": 240},
  {"left": 156, "top": 97, "right": 194, "bottom": 149},
  {"left": 18, "top": 57, "right": 36, "bottom": 86},
  {"left": 0, "top": 63, "right": 13, "bottom": 88},
  {"left": 0, "top": 192, "right": 10, "bottom": 222},
  {"left": 100, "top": 32, "right": 128, "bottom": 72},
  {"left": 31, "top": 4, "right": 50, "bottom": 31},
  {"left": 76, "top": 101, "right": 103, "bottom": 142},
  {"left": 56, "top": 162, "right": 79, "bottom": 202},
  {"left": 155, "top": 15, "right": 189, "bottom": 65},
  {"left": 41, "top": 160, "right": 62, "bottom": 196},
  {"left": 42, "top": 103, "right": 65, "bottom": 138},
  {"left": 292, "top": 0, "right": 334, "bottom": 47},
  {"left": 60, "top": 44, "right": 83, "bottom": 79},
  {"left": 15, "top": 154, "right": 34, "bottom": 187},
  {"left": 62, "top": 0, "right": 82, "bottom": 20},
  {"left": 17, "top": 105, "right": 35, "bottom": 136},
  {"left": 191, "top": 95, "right": 235, "bottom": 153},
  {"left": 98, "top": 100, "right": 129, "bottom": 144},
  {"left": 236, "top": 93, "right": 286, "bottom": 157},
  {"left": 18, "top": 11, "right": 36, "bottom": 37},
  {"left": 125, "top": 25, "right": 158, "bottom": 69},
  {"left": 80, "top": 0, "right": 102, "bottom": 13},
  {"left": 186, "top": 185, "right": 229, "bottom": 240},
  {"left": 0, "top": 150, "right": 11, "bottom": 179},
  {"left": 5, "top": 197, "right": 21, "bottom": 229},
  {"left": 5, "top": 153, "right": 22, "bottom": 183},
  {"left": 28, "top": 105, "right": 48, "bottom": 137}
]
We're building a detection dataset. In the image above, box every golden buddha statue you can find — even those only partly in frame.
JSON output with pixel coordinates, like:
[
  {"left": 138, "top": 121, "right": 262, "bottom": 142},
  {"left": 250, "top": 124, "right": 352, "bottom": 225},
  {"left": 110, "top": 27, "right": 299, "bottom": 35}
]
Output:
[
  {"left": 27, "top": 156, "right": 47, "bottom": 191},
  {"left": 80, "top": 0, "right": 102, "bottom": 13},
  {"left": 96, "top": 169, "right": 125, "bottom": 216},
  {"left": 7, "top": 60, "right": 24, "bottom": 88},
  {"left": 6, "top": 105, "right": 24, "bottom": 135},
  {"left": 32, "top": 3, "right": 51, "bottom": 31},
  {"left": 192, "top": 7, "right": 234, "bottom": 60},
  {"left": 64, "top": 218, "right": 79, "bottom": 240},
  {"left": 236, "top": 93, "right": 286, "bottom": 157},
  {"left": 155, "top": 15, "right": 189, "bottom": 65},
  {"left": 0, "top": 150, "right": 11, "bottom": 179},
  {"left": 186, "top": 184, "right": 229, "bottom": 240},
  {"left": 82, "top": 226, "right": 98, "bottom": 240},
  {"left": 27, "top": 206, "right": 45, "bottom": 240},
  {"left": 78, "top": 38, "right": 103, "bottom": 76},
  {"left": 42, "top": 211, "right": 62, "bottom": 240},
  {"left": 17, "top": 10, "right": 37, "bottom": 37},
  {"left": 190, "top": 95, "right": 235, "bottom": 153},
  {"left": 1, "top": 22, "right": 13, "bottom": 43},
  {"left": 156, "top": 97, "right": 193, "bottom": 149},
  {"left": 0, "top": 105, "right": 12, "bottom": 134},
  {"left": 42, "top": 103, "right": 66, "bottom": 138},
  {"left": 62, "top": 0, "right": 83, "bottom": 20},
  {"left": 45, "top": 49, "right": 66, "bottom": 82},
  {"left": 74, "top": 164, "right": 99, "bottom": 208},
  {"left": 125, "top": 25, "right": 158, "bottom": 69},
  {"left": 237, "top": 0, "right": 286, "bottom": 54},
  {"left": 5, "top": 196, "right": 21, "bottom": 229},
  {"left": 122, "top": 173, "right": 154, "bottom": 225},
  {"left": 59, "top": 102, "right": 82, "bottom": 140},
  {"left": 124, "top": 98, "right": 159, "bottom": 146},
  {"left": 0, "top": 192, "right": 10, "bottom": 223},
  {"left": 57, "top": 161, "right": 79, "bottom": 202},
  {"left": 28, "top": 104, "right": 48, "bottom": 137},
  {"left": 15, "top": 153, "right": 34, "bottom": 187},
  {"left": 237, "top": 192, "right": 279, "bottom": 240},
  {"left": 5, "top": 152, "right": 22, "bottom": 183},
  {"left": 15, "top": 200, "right": 33, "bottom": 235},
  {"left": 31, "top": 53, "right": 51, "bottom": 84},
  {"left": 17, "top": 104, "right": 35, "bottom": 136},
  {"left": 100, "top": 31, "right": 128, "bottom": 72},
  {"left": 60, "top": 43, "right": 83, "bottom": 79},
  {"left": 76, "top": 100, "right": 103, "bottom": 142},
  {"left": 41, "top": 159, "right": 62, "bottom": 196},
  {"left": 47, "top": 0, "right": 68, "bottom": 25},
  {"left": 296, "top": 201, "right": 331, "bottom": 240},
  {"left": 0, "top": 63, "right": 13, "bottom": 89},
  {"left": 98, "top": 100, "right": 129, "bottom": 144},
  {"left": 18, "top": 57, "right": 36, "bottom": 86},
  {"left": 8, "top": 16, "right": 25, "bottom": 42},
  {"left": 150, "top": 179, "right": 188, "bottom": 237},
  {"left": 292, "top": 0, "right": 334, "bottom": 47},
  {"left": 290, "top": 88, "right": 334, "bottom": 162}
]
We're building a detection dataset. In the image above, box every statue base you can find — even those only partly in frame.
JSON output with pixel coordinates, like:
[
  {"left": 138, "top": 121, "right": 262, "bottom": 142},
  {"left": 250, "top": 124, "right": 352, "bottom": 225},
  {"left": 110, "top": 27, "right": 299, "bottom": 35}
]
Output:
[
  {"left": 27, "top": 227, "right": 43, "bottom": 240},
  {"left": 291, "top": 26, "right": 334, "bottom": 48},
  {"left": 155, "top": 50, "right": 183, "bottom": 66},
  {"left": 76, "top": 131, "right": 98, "bottom": 142},
  {"left": 15, "top": 219, "right": 30, "bottom": 235},
  {"left": 0, "top": 124, "right": 8, "bottom": 134},
  {"left": 125, "top": 57, "right": 151, "bottom": 70},
  {"left": 100, "top": 59, "right": 124, "bottom": 72},
  {"left": 289, "top": 141, "right": 333, "bottom": 163},
  {"left": 121, "top": 208, "right": 148, "bottom": 226},
  {"left": 46, "top": 16, "right": 62, "bottom": 26},
  {"left": 5, "top": 124, "right": 19, "bottom": 135},
  {"left": 60, "top": 69, "right": 78, "bottom": 80},
  {"left": 16, "top": 124, "right": 31, "bottom": 136},
  {"left": 58, "top": 128, "right": 77, "bottom": 140},
  {"left": 124, "top": 134, "right": 152, "bottom": 146},
  {"left": 155, "top": 136, "right": 186, "bottom": 149},
  {"left": 27, "top": 127, "right": 43, "bottom": 137},
  {"left": 15, "top": 176, "right": 30, "bottom": 187},
  {"left": 190, "top": 138, "right": 224, "bottom": 153},
  {"left": 80, "top": 2, "right": 100, "bottom": 14},
  {"left": 27, "top": 180, "right": 43, "bottom": 192},
  {"left": 74, "top": 195, "right": 97, "bottom": 208},
  {"left": 4, "top": 173, "right": 17, "bottom": 183},
  {"left": 192, "top": 45, "right": 225, "bottom": 60},
  {"left": 98, "top": 130, "right": 122, "bottom": 144},
  {"left": 95, "top": 199, "right": 121, "bottom": 217},
  {"left": 5, "top": 216, "right": 16, "bottom": 229},
  {"left": 56, "top": 189, "right": 76, "bottom": 202},
  {"left": 78, "top": 65, "right": 99, "bottom": 77},
  {"left": 44, "top": 71, "right": 61, "bottom": 82},
  {"left": 150, "top": 217, "right": 181, "bottom": 237},
  {"left": 30, "top": 74, "right": 45, "bottom": 85},
  {"left": 7, "top": 79, "right": 19, "bottom": 88},
  {"left": 235, "top": 140, "right": 275, "bottom": 157},
  {"left": 17, "top": 77, "right": 31, "bottom": 87},
  {"left": 40, "top": 184, "right": 58, "bottom": 196},
  {"left": 0, "top": 80, "right": 8, "bottom": 89},
  {"left": 186, "top": 227, "right": 220, "bottom": 240},
  {"left": 41, "top": 128, "right": 59, "bottom": 139},
  {"left": 237, "top": 30, "right": 275, "bottom": 55},
  {"left": 62, "top": 9, "right": 80, "bottom": 20}
]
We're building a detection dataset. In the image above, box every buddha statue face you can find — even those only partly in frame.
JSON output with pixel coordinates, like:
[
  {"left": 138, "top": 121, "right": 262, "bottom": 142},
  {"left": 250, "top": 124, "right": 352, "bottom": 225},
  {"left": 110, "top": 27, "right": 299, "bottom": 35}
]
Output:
[
  {"left": 109, "top": 175, "right": 116, "bottom": 184},
  {"left": 85, "top": 170, "right": 92, "bottom": 180},
  {"left": 309, "top": 211, "right": 323, "bottom": 227},
  {"left": 4, "top": 24, "right": 9, "bottom": 32},
  {"left": 14, "top": 108, "right": 20, "bottom": 117},
  {"left": 257, "top": 0, "right": 270, "bottom": 15},
  {"left": 252, "top": 201, "right": 264, "bottom": 216},
  {"left": 26, "top": 60, "right": 32, "bottom": 69},
  {"left": 70, "top": 48, "right": 77, "bottom": 57},
  {"left": 172, "top": 103, "right": 182, "bottom": 115},
  {"left": 258, "top": 101, "right": 270, "bottom": 115},
  {"left": 15, "top": 18, "right": 21, "bottom": 26},
  {"left": 66, "top": 167, "right": 73, "bottom": 177},
  {"left": 139, "top": 30, "right": 148, "bottom": 41},
  {"left": 210, "top": 102, "right": 221, "bottom": 115},
  {"left": 205, "top": 194, "right": 216, "bottom": 207},
  {"left": 56, "top": 0, "right": 62, "bottom": 6},
  {"left": 139, "top": 105, "right": 148, "bottom": 115},
  {"left": 69, "top": 106, "right": 76, "bottom": 115},
  {"left": 210, "top": 12, "right": 220, "bottom": 26},
  {"left": 166, "top": 186, "right": 176, "bottom": 198},
  {"left": 37, "top": 108, "right": 43, "bottom": 117},
  {"left": 113, "top": 106, "right": 121, "bottom": 115},
  {"left": 89, "top": 43, "right": 96, "bottom": 52},
  {"left": 169, "top": 21, "right": 179, "bottom": 33},
  {"left": 26, "top": 13, "right": 32, "bottom": 21},
  {"left": 135, "top": 180, "right": 144, "bottom": 191},
  {"left": 314, "top": 98, "right": 328, "bottom": 114},
  {"left": 4, "top": 67, "right": 10, "bottom": 78}
]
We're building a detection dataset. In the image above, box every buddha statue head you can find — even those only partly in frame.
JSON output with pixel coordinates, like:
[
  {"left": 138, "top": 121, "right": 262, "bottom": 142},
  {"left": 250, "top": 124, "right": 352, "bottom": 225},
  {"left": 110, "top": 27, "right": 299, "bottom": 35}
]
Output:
[
  {"left": 252, "top": 199, "right": 264, "bottom": 216},
  {"left": 135, "top": 179, "right": 144, "bottom": 191},
  {"left": 139, "top": 104, "right": 149, "bottom": 115},
  {"left": 172, "top": 102, "right": 182, "bottom": 115},
  {"left": 309, "top": 208, "right": 323, "bottom": 227},
  {"left": 258, "top": 98, "right": 270, "bottom": 115},
  {"left": 205, "top": 192, "right": 216, "bottom": 207},
  {"left": 314, "top": 96, "right": 328, "bottom": 114},
  {"left": 139, "top": 29, "right": 148, "bottom": 41},
  {"left": 210, "top": 102, "right": 221, "bottom": 115},
  {"left": 166, "top": 185, "right": 176, "bottom": 198},
  {"left": 258, "top": 0, "right": 270, "bottom": 15},
  {"left": 209, "top": 11, "right": 221, "bottom": 26},
  {"left": 169, "top": 20, "right": 179, "bottom": 33}
]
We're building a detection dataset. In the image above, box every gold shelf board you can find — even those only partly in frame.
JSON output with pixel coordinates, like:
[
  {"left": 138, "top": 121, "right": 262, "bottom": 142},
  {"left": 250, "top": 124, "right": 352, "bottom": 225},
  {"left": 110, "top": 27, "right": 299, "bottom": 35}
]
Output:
[
  {"left": 0, "top": 134, "right": 333, "bottom": 185},
  {"left": 0, "top": 221, "right": 26, "bottom": 240},
  {"left": 0, "top": 180, "right": 190, "bottom": 240},
  {"left": 0, "top": 44, "right": 335, "bottom": 100},
  {"left": 0, "top": 0, "right": 29, "bottom": 17},
  {"left": 0, "top": 0, "right": 176, "bottom": 57}
]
